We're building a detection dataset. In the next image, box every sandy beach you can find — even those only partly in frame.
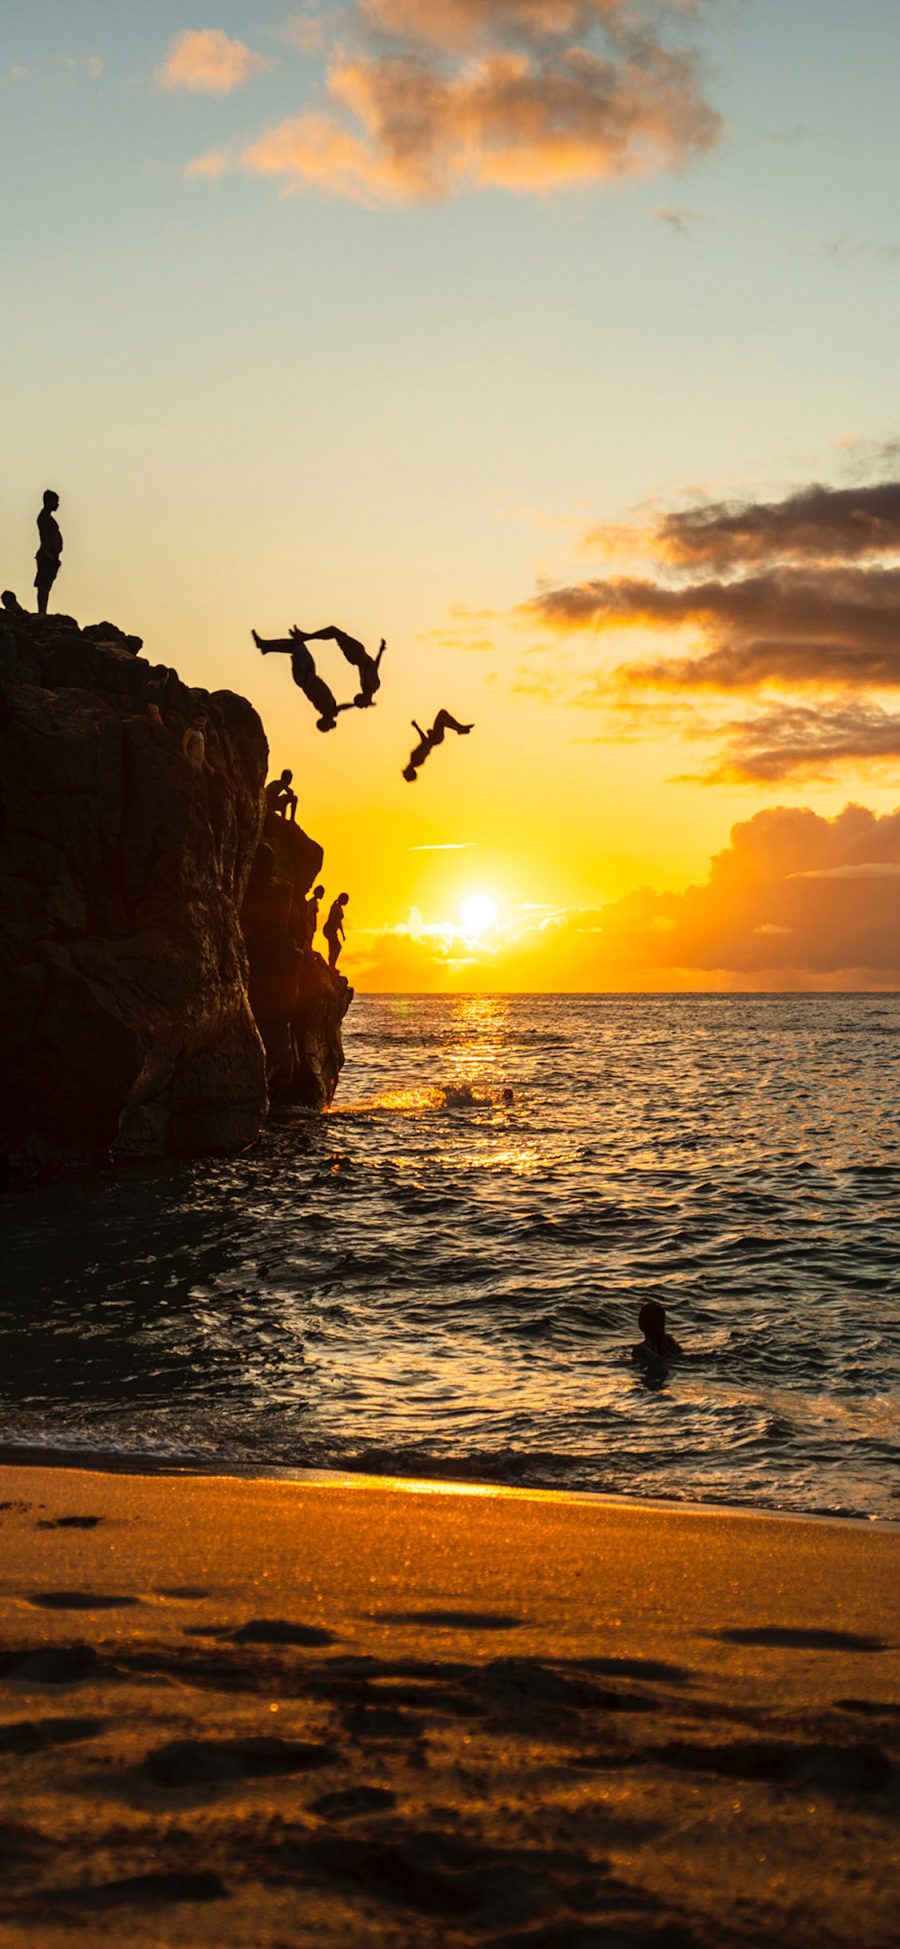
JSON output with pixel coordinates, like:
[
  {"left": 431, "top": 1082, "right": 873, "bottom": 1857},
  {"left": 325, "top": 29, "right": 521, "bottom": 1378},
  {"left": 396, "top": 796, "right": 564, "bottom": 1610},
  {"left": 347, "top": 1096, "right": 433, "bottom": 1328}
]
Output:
[{"left": 0, "top": 1462, "right": 897, "bottom": 1947}]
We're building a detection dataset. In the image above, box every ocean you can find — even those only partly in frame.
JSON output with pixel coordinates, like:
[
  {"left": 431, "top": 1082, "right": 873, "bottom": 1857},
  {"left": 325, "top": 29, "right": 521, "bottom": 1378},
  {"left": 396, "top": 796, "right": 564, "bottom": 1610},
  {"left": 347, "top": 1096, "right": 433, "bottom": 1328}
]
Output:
[{"left": 2, "top": 993, "right": 899, "bottom": 1519}]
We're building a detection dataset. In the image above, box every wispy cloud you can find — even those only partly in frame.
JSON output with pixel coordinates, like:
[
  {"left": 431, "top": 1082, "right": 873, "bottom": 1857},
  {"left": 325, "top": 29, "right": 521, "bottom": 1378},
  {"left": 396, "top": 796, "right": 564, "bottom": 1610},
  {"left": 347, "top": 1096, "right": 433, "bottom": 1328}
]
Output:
[
  {"left": 651, "top": 203, "right": 706, "bottom": 232},
  {"left": 158, "top": 29, "right": 276, "bottom": 97}
]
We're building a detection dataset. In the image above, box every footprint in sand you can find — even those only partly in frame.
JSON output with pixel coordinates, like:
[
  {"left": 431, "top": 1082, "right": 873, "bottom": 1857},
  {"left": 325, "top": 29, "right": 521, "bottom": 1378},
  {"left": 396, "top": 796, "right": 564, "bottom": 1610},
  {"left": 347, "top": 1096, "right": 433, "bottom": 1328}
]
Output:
[
  {"left": 0, "top": 1716, "right": 105, "bottom": 1756},
  {"left": 0, "top": 1644, "right": 106, "bottom": 1685},
  {"left": 35, "top": 1515, "right": 104, "bottom": 1531},
  {"left": 27, "top": 1591, "right": 138, "bottom": 1611},
  {"left": 185, "top": 1617, "right": 336, "bottom": 1647},
  {"left": 143, "top": 1734, "right": 336, "bottom": 1788}
]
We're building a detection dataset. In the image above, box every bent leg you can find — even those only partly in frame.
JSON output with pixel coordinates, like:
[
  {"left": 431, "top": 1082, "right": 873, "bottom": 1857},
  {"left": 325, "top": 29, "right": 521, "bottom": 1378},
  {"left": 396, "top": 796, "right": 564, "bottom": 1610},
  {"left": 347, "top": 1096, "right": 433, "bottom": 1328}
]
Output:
[
  {"left": 294, "top": 625, "right": 366, "bottom": 667},
  {"left": 433, "top": 710, "right": 473, "bottom": 736}
]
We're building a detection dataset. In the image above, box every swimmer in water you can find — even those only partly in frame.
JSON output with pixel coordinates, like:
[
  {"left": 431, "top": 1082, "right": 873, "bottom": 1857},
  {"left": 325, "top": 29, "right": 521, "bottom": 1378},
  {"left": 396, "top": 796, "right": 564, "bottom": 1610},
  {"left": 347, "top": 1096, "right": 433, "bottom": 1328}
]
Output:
[{"left": 631, "top": 1300, "right": 681, "bottom": 1382}]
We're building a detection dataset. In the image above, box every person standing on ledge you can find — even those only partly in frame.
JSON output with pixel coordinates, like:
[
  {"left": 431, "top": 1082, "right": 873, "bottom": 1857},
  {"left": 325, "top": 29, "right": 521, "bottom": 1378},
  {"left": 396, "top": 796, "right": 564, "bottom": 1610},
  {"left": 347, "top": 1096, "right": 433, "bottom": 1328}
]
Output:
[
  {"left": 35, "top": 490, "right": 63, "bottom": 615},
  {"left": 304, "top": 882, "right": 325, "bottom": 952},
  {"left": 265, "top": 769, "right": 298, "bottom": 822},
  {"left": 323, "top": 892, "right": 348, "bottom": 969}
]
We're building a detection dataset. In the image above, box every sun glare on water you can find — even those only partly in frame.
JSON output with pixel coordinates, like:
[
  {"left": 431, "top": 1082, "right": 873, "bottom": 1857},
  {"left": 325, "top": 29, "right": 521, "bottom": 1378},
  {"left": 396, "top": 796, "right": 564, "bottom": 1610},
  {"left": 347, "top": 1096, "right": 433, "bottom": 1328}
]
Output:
[{"left": 459, "top": 893, "right": 499, "bottom": 938}]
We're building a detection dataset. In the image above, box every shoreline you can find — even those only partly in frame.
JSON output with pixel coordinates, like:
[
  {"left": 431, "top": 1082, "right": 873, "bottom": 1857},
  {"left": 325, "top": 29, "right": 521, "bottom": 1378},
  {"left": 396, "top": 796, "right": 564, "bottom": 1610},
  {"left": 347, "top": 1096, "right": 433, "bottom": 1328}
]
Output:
[
  {"left": 0, "top": 1441, "right": 893, "bottom": 1530},
  {"left": 1, "top": 1457, "right": 898, "bottom": 1945}
]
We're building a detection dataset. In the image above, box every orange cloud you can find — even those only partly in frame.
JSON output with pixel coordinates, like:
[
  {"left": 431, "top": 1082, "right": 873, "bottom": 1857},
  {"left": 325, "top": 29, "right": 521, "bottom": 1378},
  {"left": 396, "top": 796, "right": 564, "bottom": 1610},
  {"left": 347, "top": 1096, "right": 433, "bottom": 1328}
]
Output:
[
  {"left": 158, "top": 29, "right": 275, "bottom": 97},
  {"left": 531, "top": 565, "right": 900, "bottom": 690},
  {"left": 348, "top": 805, "right": 900, "bottom": 991},
  {"left": 686, "top": 701, "right": 900, "bottom": 784},
  {"left": 186, "top": 150, "right": 229, "bottom": 181},
  {"left": 235, "top": 1, "right": 720, "bottom": 202}
]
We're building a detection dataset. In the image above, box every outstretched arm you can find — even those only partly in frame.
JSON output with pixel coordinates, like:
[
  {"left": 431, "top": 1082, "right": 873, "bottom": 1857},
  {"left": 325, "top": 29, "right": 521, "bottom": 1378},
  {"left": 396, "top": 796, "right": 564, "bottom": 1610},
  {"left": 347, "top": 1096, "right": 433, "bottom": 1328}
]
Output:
[{"left": 374, "top": 638, "right": 387, "bottom": 670}]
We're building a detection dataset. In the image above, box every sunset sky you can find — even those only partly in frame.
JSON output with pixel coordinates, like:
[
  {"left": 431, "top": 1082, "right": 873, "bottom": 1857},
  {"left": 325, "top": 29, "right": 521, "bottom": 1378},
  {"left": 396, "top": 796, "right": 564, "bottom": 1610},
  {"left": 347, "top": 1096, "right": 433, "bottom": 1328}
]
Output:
[{"left": 3, "top": 1, "right": 900, "bottom": 989}]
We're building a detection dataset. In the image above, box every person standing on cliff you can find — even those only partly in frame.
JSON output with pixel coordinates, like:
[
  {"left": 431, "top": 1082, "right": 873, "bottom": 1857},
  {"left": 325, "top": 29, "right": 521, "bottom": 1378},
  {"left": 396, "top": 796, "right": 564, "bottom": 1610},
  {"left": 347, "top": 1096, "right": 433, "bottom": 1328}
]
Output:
[
  {"left": 35, "top": 490, "right": 63, "bottom": 616},
  {"left": 323, "top": 893, "right": 348, "bottom": 969},
  {"left": 304, "top": 883, "right": 325, "bottom": 952}
]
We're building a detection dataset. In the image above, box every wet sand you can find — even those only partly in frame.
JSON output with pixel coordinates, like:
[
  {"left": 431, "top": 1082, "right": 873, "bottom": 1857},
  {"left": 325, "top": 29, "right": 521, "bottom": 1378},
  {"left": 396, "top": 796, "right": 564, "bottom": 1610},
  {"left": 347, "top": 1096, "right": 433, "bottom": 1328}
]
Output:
[{"left": 0, "top": 1461, "right": 898, "bottom": 1947}]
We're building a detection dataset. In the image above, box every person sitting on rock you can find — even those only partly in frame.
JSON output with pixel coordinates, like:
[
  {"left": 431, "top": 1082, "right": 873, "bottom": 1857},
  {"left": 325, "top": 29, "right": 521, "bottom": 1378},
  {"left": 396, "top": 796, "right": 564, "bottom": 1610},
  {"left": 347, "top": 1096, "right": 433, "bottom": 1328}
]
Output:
[
  {"left": 291, "top": 624, "right": 387, "bottom": 709},
  {"left": 265, "top": 769, "right": 298, "bottom": 822},
  {"left": 402, "top": 710, "right": 474, "bottom": 782},
  {"left": 1, "top": 590, "right": 24, "bottom": 614},
  {"left": 304, "top": 883, "right": 325, "bottom": 951},
  {"left": 35, "top": 490, "right": 63, "bottom": 616},
  {"left": 182, "top": 712, "right": 213, "bottom": 773},
  {"left": 252, "top": 628, "right": 349, "bottom": 733},
  {"left": 323, "top": 892, "right": 348, "bottom": 968}
]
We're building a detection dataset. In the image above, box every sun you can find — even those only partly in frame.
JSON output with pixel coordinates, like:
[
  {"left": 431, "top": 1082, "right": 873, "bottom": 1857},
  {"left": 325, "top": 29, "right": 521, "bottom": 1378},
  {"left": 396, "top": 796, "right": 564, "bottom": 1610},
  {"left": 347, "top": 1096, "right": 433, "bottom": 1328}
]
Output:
[{"left": 459, "top": 892, "right": 499, "bottom": 938}]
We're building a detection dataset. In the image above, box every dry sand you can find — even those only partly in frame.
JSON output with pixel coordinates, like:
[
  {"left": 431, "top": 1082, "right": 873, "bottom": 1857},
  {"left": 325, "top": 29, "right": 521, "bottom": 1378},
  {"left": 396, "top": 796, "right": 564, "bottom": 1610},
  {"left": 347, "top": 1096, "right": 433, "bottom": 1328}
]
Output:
[{"left": 0, "top": 1461, "right": 897, "bottom": 1948}]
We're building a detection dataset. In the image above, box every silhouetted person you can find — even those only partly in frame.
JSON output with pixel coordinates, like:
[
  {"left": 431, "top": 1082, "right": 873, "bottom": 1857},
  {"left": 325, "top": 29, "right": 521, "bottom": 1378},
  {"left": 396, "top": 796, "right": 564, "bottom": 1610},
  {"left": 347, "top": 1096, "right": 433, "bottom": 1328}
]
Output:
[
  {"left": 292, "top": 624, "right": 387, "bottom": 708},
  {"left": 35, "top": 490, "right": 62, "bottom": 615},
  {"left": 632, "top": 1301, "right": 682, "bottom": 1385},
  {"left": 323, "top": 892, "right": 348, "bottom": 968},
  {"left": 182, "top": 712, "right": 212, "bottom": 774},
  {"left": 252, "top": 629, "right": 349, "bottom": 733},
  {"left": 304, "top": 882, "right": 325, "bottom": 951},
  {"left": 140, "top": 666, "right": 170, "bottom": 725},
  {"left": 1, "top": 590, "right": 24, "bottom": 614},
  {"left": 265, "top": 768, "right": 298, "bottom": 822},
  {"left": 403, "top": 710, "right": 473, "bottom": 782}
]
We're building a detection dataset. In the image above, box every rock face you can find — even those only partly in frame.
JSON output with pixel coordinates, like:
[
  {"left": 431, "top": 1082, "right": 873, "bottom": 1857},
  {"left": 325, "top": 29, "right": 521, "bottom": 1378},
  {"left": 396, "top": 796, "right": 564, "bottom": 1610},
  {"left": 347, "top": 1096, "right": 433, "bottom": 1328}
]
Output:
[
  {"left": 242, "top": 815, "right": 351, "bottom": 1110},
  {"left": 0, "top": 609, "right": 351, "bottom": 1173}
]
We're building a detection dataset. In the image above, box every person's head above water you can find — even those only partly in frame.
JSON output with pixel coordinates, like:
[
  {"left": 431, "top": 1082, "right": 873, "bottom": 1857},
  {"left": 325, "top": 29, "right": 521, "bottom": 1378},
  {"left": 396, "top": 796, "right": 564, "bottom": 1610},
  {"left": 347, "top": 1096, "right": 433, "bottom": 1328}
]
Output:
[{"left": 638, "top": 1300, "right": 669, "bottom": 1354}]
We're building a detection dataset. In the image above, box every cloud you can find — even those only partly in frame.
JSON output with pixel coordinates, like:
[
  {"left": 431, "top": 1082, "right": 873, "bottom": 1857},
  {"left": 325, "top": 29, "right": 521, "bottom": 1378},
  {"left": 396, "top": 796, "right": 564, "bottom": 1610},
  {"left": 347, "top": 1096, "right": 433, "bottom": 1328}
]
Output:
[
  {"left": 235, "top": 1, "right": 721, "bottom": 202},
  {"left": 585, "top": 479, "right": 900, "bottom": 570},
  {"left": 531, "top": 564, "right": 900, "bottom": 691},
  {"left": 346, "top": 804, "right": 900, "bottom": 990},
  {"left": 654, "top": 480, "right": 900, "bottom": 569},
  {"left": 158, "top": 29, "right": 276, "bottom": 97},
  {"left": 686, "top": 701, "right": 900, "bottom": 784},
  {"left": 280, "top": 12, "right": 328, "bottom": 53},
  {"left": 186, "top": 150, "right": 229, "bottom": 181}
]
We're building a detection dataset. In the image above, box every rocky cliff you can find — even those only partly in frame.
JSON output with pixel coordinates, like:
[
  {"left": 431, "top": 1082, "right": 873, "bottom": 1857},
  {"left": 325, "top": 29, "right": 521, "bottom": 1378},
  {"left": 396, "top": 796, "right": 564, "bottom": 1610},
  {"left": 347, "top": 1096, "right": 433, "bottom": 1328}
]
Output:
[{"left": 0, "top": 607, "right": 350, "bottom": 1175}]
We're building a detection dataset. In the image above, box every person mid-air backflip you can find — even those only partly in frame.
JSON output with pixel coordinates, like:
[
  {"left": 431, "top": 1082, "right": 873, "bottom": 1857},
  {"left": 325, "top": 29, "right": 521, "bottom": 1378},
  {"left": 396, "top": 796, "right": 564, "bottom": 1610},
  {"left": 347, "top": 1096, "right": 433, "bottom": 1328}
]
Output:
[
  {"left": 252, "top": 628, "right": 348, "bottom": 733},
  {"left": 403, "top": 710, "right": 474, "bottom": 782},
  {"left": 291, "top": 625, "right": 387, "bottom": 709}
]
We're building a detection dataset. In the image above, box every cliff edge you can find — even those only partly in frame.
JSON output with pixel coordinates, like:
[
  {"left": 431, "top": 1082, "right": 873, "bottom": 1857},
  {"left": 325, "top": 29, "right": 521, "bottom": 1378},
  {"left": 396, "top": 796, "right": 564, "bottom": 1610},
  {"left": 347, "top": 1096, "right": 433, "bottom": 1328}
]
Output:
[{"left": 0, "top": 608, "right": 351, "bottom": 1174}]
